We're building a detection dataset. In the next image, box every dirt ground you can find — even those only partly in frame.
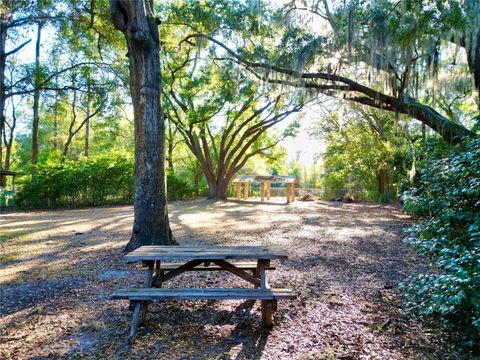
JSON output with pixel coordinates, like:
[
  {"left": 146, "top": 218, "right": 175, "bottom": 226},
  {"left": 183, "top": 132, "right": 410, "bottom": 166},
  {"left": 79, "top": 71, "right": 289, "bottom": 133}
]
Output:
[{"left": 0, "top": 199, "right": 470, "bottom": 359}]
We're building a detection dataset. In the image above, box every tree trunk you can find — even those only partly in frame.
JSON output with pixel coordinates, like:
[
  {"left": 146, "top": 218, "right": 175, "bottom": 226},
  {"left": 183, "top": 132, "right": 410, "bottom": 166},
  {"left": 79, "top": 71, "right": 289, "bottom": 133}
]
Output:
[
  {"left": 31, "top": 23, "right": 42, "bottom": 176},
  {"left": 166, "top": 117, "right": 174, "bottom": 172},
  {"left": 110, "top": 0, "right": 174, "bottom": 251},
  {"left": 206, "top": 175, "right": 229, "bottom": 200},
  {"left": 84, "top": 89, "right": 91, "bottom": 156},
  {"left": 0, "top": 21, "right": 6, "bottom": 169},
  {"left": 377, "top": 165, "right": 389, "bottom": 203},
  {"left": 465, "top": 29, "right": 480, "bottom": 109}
]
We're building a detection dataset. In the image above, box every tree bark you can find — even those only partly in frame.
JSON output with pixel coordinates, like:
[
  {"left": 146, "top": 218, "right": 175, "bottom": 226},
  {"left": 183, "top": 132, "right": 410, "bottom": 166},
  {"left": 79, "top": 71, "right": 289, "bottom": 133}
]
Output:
[
  {"left": 31, "top": 22, "right": 42, "bottom": 176},
  {"left": 166, "top": 117, "right": 174, "bottom": 172},
  {"left": 377, "top": 165, "right": 389, "bottom": 203},
  {"left": 205, "top": 174, "right": 230, "bottom": 200},
  {"left": 84, "top": 88, "right": 91, "bottom": 156},
  {"left": 0, "top": 19, "right": 6, "bottom": 169},
  {"left": 110, "top": 0, "right": 174, "bottom": 251}
]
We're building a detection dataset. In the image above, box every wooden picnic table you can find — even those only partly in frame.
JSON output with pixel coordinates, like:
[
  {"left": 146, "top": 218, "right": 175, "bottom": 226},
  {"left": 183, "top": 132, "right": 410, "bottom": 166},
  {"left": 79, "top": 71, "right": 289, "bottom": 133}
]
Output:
[{"left": 112, "top": 245, "right": 296, "bottom": 343}]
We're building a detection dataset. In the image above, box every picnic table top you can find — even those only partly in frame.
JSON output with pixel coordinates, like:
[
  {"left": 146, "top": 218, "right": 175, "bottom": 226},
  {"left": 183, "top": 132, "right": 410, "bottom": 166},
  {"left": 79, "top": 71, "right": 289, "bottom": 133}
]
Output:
[{"left": 124, "top": 245, "right": 288, "bottom": 262}]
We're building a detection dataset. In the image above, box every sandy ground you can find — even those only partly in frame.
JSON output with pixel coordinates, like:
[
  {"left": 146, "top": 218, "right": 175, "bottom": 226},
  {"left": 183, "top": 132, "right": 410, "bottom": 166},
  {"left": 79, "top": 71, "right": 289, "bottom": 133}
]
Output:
[{"left": 0, "top": 199, "right": 469, "bottom": 359}]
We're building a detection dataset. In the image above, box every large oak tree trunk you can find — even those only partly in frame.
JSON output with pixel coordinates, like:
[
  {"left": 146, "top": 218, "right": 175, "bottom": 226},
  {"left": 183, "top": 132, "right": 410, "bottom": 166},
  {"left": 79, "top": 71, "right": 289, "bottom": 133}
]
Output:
[
  {"left": 206, "top": 178, "right": 229, "bottom": 200},
  {"left": 110, "top": 0, "right": 174, "bottom": 251}
]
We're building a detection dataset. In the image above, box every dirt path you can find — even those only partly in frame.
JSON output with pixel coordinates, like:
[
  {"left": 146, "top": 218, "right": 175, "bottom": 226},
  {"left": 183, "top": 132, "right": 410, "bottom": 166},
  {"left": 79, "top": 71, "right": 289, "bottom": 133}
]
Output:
[{"left": 0, "top": 200, "right": 466, "bottom": 359}]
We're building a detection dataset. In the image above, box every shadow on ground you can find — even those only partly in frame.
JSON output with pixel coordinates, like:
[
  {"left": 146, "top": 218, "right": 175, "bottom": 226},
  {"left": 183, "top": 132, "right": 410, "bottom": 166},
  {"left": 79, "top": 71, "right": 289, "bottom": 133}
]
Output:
[{"left": 0, "top": 200, "right": 467, "bottom": 359}]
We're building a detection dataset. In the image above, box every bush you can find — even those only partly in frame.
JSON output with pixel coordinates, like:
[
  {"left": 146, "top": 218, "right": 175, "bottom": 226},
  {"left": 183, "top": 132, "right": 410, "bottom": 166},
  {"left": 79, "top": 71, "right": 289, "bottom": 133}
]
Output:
[
  {"left": 401, "top": 138, "right": 480, "bottom": 350},
  {"left": 166, "top": 171, "right": 199, "bottom": 200},
  {"left": 16, "top": 153, "right": 202, "bottom": 208},
  {"left": 16, "top": 152, "right": 135, "bottom": 207}
]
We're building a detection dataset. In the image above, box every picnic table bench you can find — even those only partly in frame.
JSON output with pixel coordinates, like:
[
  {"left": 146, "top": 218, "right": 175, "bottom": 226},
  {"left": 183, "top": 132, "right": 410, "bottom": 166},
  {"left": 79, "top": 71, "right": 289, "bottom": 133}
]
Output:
[{"left": 111, "top": 245, "right": 296, "bottom": 343}]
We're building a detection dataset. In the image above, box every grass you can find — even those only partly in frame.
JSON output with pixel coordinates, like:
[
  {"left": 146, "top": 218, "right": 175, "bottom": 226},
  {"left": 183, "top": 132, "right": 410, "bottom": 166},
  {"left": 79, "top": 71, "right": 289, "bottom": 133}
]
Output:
[
  {"left": 0, "top": 229, "right": 31, "bottom": 243},
  {"left": 0, "top": 254, "right": 17, "bottom": 263}
]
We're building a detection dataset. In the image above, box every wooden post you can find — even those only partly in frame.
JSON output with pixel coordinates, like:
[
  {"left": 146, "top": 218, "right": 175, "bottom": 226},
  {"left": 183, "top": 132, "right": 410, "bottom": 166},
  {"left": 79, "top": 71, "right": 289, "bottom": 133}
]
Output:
[
  {"left": 262, "top": 301, "right": 274, "bottom": 327},
  {"left": 236, "top": 182, "right": 241, "bottom": 200},
  {"left": 129, "top": 301, "right": 141, "bottom": 344},
  {"left": 291, "top": 183, "right": 295, "bottom": 202},
  {"left": 261, "top": 182, "right": 265, "bottom": 202},
  {"left": 243, "top": 182, "right": 248, "bottom": 200},
  {"left": 286, "top": 184, "right": 291, "bottom": 203},
  {"left": 267, "top": 183, "right": 271, "bottom": 200}
]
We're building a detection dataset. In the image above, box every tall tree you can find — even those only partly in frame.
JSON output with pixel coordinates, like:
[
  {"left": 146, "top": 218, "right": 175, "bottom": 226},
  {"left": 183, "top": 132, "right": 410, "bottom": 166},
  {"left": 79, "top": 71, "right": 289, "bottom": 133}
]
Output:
[
  {"left": 0, "top": 1, "right": 34, "bottom": 170},
  {"left": 31, "top": 21, "right": 42, "bottom": 174},
  {"left": 165, "top": 61, "right": 303, "bottom": 199},
  {"left": 109, "top": 0, "right": 174, "bottom": 250}
]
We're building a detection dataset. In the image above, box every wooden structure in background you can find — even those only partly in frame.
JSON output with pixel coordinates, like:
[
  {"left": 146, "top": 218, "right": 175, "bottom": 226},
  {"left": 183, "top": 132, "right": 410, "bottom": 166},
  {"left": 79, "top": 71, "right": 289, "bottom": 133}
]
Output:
[
  {"left": 0, "top": 169, "right": 17, "bottom": 208},
  {"left": 232, "top": 175, "right": 297, "bottom": 203}
]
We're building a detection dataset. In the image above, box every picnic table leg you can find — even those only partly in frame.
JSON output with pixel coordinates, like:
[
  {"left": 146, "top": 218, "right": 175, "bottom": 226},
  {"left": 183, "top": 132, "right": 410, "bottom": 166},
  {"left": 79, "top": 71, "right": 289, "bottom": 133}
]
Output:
[
  {"left": 129, "top": 301, "right": 141, "bottom": 344},
  {"left": 286, "top": 184, "right": 291, "bottom": 203},
  {"left": 153, "top": 260, "right": 163, "bottom": 288},
  {"left": 256, "top": 259, "right": 274, "bottom": 326},
  {"left": 262, "top": 301, "right": 274, "bottom": 327},
  {"left": 140, "top": 261, "right": 154, "bottom": 325},
  {"left": 267, "top": 184, "right": 271, "bottom": 201},
  {"left": 261, "top": 182, "right": 265, "bottom": 202},
  {"left": 243, "top": 182, "right": 248, "bottom": 200}
]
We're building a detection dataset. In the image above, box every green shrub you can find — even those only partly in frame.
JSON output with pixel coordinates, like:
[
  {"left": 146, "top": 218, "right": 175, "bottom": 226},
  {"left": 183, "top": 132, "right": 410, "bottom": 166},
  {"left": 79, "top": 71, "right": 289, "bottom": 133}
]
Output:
[
  {"left": 166, "top": 171, "right": 198, "bottom": 200},
  {"left": 401, "top": 138, "right": 480, "bottom": 350},
  {"left": 16, "top": 153, "right": 203, "bottom": 208},
  {"left": 16, "top": 152, "right": 135, "bottom": 207}
]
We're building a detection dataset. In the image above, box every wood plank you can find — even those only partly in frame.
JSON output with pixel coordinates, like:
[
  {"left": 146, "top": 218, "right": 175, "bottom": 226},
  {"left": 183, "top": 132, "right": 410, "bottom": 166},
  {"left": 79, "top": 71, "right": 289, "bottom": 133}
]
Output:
[
  {"left": 156, "top": 260, "right": 204, "bottom": 283},
  {"left": 267, "top": 183, "right": 271, "bottom": 200},
  {"left": 145, "top": 262, "right": 154, "bottom": 287},
  {"left": 125, "top": 246, "right": 288, "bottom": 262},
  {"left": 262, "top": 301, "right": 273, "bottom": 327},
  {"left": 160, "top": 261, "right": 275, "bottom": 271},
  {"left": 236, "top": 182, "right": 241, "bottom": 200},
  {"left": 129, "top": 301, "right": 141, "bottom": 344},
  {"left": 261, "top": 182, "right": 265, "bottom": 202},
  {"left": 243, "top": 182, "right": 248, "bottom": 199},
  {"left": 258, "top": 260, "right": 267, "bottom": 289},
  {"left": 211, "top": 260, "right": 260, "bottom": 287},
  {"left": 111, "top": 288, "right": 297, "bottom": 301}
]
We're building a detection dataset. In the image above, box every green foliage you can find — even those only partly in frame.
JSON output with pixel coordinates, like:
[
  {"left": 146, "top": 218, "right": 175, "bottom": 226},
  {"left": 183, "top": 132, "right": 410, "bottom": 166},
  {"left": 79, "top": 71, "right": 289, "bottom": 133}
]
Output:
[
  {"left": 15, "top": 153, "right": 202, "bottom": 208},
  {"left": 166, "top": 171, "right": 202, "bottom": 200},
  {"left": 318, "top": 107, "right": 410, "bottom": 202},
  {"left": 401, "top": 138, "right": 480, "bottom": 350},
  {"left": 16, "top": 152, "right": 135, "bottom": 207}
]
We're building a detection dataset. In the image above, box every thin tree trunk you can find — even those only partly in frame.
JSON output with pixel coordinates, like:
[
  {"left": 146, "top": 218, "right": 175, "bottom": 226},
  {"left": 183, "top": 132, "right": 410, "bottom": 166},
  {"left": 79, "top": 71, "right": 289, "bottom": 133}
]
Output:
[
  {"left": 84, "top": 89, "right": 91, "bottom": 156},
  {"left": 167, "top": 117, "right": 174, "bottom": 172},
  {"left": 3, "top": 96, "right": 17, "bottom": 170},
  {"left": 110, "top": 0, "right": 174, "bottom": 251},
  {"left": 53, "top": 70, "right": 59, "bottom": 151},
  {"left": 0, "top": 21, "right": 6, "bottom": 170},
  {"left": 31, "top": 23, "right": 42, "bottom": 175}
]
